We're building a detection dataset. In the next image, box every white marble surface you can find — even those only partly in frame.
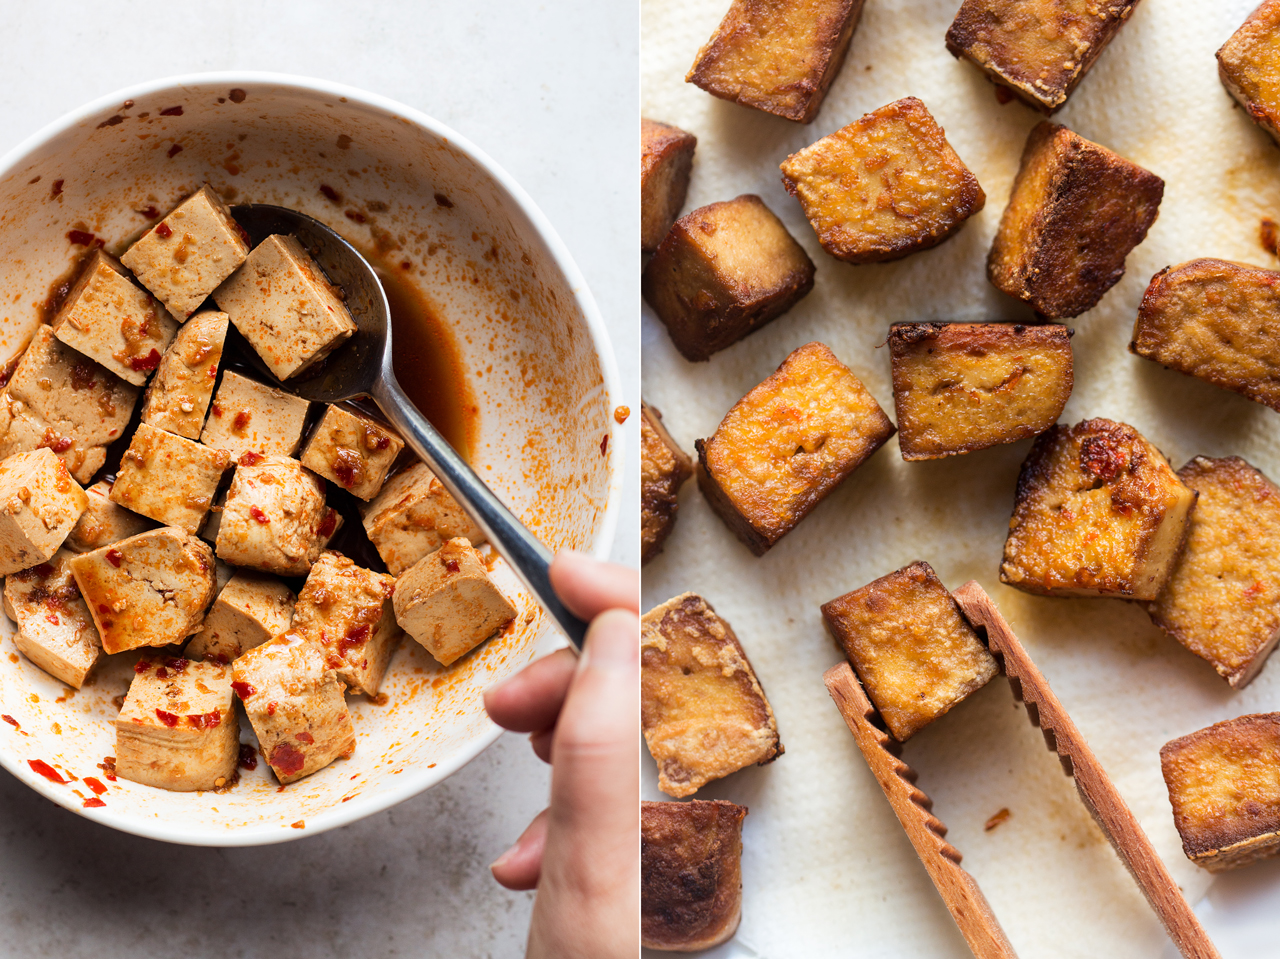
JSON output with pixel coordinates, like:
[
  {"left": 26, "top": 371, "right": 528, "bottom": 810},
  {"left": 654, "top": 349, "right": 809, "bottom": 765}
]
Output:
[{"left": 0, "top": 2, "right": 637, "bottom": 956}]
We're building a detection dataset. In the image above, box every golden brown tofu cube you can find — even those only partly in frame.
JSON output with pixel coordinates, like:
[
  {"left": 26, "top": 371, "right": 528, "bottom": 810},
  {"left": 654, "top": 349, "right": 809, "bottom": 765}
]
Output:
[
  {"left": 642, "top": 800, "right": 747, "bottom": 952},
  {"left": 1131, "top": 259, "right": 1280, "bottom": 412},
  {"left": 780, "top": 97, "right": 986, "bottom": 264},
  {"left": 641, "top": 403, "right": 693, "bottom": 565},
  {"left": 642, "top": 195, "right": 815, "bottom": 362},
  {"left": 697, "top": 342, "right": 894, "bottom": 555},
  {"left": 888, "top": 322, "right": 1073, "bottom": 460},
  {"left": 1218, "top": 1, "right": 1280, "bottom": 146},
  {"left": 946, "top": 0, "right": 1141, "bottom": 114},
  {"left": 686, "top": 0, "right": 865, "bottom": 123},
  {"left": 988, "top": 122, "right": 1164, "bottom": 319},
  {"left": 821, "top": 561, "right": 997, "bottom": 742},
  {"left": 1161, "top": 713, "right": 1280, "bottom": 871},
  {"left": 642, "top": 592, "right": 782, "bottom": 798},
  {"left": 1148, "top": 457, "right": 1280, "bottom": 688},
  {"left": 1000, "top": 418, "right": 1197, "bottom": 600},
  {"left": 642, "top": 118, "right": 697, "bottom": 253}
]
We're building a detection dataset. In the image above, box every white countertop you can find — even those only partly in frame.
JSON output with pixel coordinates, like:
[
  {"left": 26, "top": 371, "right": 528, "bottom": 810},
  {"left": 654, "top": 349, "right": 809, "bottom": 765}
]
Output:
[{"left": 0, "top": 1, "right": 637, "bottom": 955}]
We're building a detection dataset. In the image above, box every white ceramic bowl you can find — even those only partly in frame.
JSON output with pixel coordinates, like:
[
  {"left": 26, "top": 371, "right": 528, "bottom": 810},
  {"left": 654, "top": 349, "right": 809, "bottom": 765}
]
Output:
[{"left": 0, "top": 73, "right": 622, "bottom": 845}]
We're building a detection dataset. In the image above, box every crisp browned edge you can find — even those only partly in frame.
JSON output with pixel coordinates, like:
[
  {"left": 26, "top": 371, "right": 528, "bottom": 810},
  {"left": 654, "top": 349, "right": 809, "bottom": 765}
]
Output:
[
  {"left": 641, "top": 402, "right": 694, "bottom": 564},
  {"left": 641, "top": 118, "right": 698, "bottom": 253},
  {"left": 694, "top": 442, "right": 772, "bottom": 556},
  {"left": 952, "top": 581, "right": 1222, "bottom": 959},
  {"left": 1216, "top": 1, "right": 1280, "bottom": 145}
]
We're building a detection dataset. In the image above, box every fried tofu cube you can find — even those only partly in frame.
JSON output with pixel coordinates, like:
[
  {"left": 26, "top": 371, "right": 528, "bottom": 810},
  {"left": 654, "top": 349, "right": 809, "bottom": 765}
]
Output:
[
  {"left": 642, "top": 195, "right": 815, "bottom": 362},
  {"left": 185, "top": 571, "right": 296, "bottom": 665},
  {"left": 200, "top": 370, "right": 311, "bottom": 458},
  {"left": 1218, "top": 2, "right": 1280, "bottom": 146},
  {"left": 109, "top": 422, "right": 230, "bottom": 534},
  {"left": 215, "top": 455, "right": 336, "bottom": 576},
  {"left": 233, "top": 634, "right": 355, "bottom": 785},
  {"left": 0, "top": 448, "right": 87, "bottom": 576},
  {"left": 641, "top": 592, "right": 782, "bottom": 798},
  {"left": 642, "top": 799, "right": 747, "bottom": 952},
  {"left": 641, "top": 403, "right": 693, "bottom": 564},
  {"left": 65, "top": 480, "right": 156, "bottom": 552},
  {"left": 300, "top": 404, "right": 404, "bottom": 500},
  {"left": 0, "top": 325, "right": 139, "bottom": 482},
  {"left": 686, "top": 0, "right": 865, "bottom": 123},
  {"left": 697, "top": 342, "right": 894, "bottom": 555},
  {"left": 359, "top": 462, "right": 484, "bottom": 576},
  {"left": 392, "top": 538, "right": 515, "bottom": 667},
  {"left": 1131, "top": 259, "right": 1280, "bottom": 412},
  {"left": 114, "top": 655, "right": 238, "bottom": 791},
  {"left": 50, "top": 250, "right": 179, "bottom": 386},
  {"left": 946, "top": 0, "right": 1141, "bottom": 114},
  {"left": 642, "top": 118, "right": 697, "bottom": 253},
  {"left": 821, "top": 561, "right": 997, "bottom": 742},
  {"left": 291, "top": 550, "right": 401, "bottom": 695},
  {"left": 1000, "top": 418, "right": 1196, "bottom": 600},
  {"left": 139, "top": 310, "right": 228, "bottom": 438},
  {"left": 213, "top": 234, "right": 357, "bottom": 380},
  {"left": 988, "top": 122, "right": 1164, "bottom": 319},
  {"left": 1148, "top": 457, "right": 1280, "bottom": 688},
  {"left": 888, "top": 322, "right": 1073, "bottom": 460},
  {"left": 1161, "top": 713, "right": 1280, "bottom": 871},
  {"left": 4, "top": 549, "right": 101, "bottom": 688},
  {"left": 70, "top": 527, "right": 216, "bottom": 655},
  {"left": 121, "top": 184, "right": 251, "bottom": 321},
  {"left": 780, "top": 97, "right": 986, "bottom": 264}
]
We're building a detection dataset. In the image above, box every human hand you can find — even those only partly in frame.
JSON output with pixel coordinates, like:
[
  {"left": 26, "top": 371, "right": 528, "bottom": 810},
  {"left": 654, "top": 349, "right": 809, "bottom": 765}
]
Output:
[{"left": 483, "top": 550, "right": 639, "bottom": 959}]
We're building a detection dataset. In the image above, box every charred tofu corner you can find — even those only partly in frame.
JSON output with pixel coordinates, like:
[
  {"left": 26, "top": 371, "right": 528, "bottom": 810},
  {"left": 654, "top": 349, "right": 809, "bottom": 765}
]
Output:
[
  {"left": 1218, "top": 1, "right": 1280, "bottom": 146},
  {"left": 641, "top": 118, "right": 697, "bottom": 253},
  {"left": 640, "top": 403, "right": 693, "bottom": 564}
]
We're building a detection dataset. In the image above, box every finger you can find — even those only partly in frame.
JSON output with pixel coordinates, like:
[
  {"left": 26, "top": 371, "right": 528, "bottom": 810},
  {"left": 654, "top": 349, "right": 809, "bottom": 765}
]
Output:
[
  {"left": 530, "top": 727, "right": 554, "bottom": 764},
  {"left": 549, "top": 551, "right": 639, "bottom": 620},
  {"left": 483, "top": 648, "right": 576, "bottom": 732},
  {"left": 490, "top": 808, "right": 549, "bottom": 892}
]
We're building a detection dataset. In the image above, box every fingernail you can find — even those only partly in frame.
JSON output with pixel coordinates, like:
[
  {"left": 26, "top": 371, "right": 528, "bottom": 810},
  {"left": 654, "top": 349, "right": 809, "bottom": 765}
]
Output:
[
  {"left": 578, "top": 610, "right": 638, "bottom": 671},
  {"left": 490, "top": 845, "right": 516, "bottom": 873}
]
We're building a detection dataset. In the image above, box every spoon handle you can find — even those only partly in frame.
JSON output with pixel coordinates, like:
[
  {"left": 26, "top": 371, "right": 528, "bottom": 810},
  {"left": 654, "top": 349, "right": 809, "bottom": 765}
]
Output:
[{"left": 371, "top": 373, "right": 588, "bottom": 650}]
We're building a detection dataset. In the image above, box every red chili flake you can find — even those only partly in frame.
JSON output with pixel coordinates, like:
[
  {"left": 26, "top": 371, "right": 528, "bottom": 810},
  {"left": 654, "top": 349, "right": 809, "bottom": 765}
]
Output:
[
  {"left": 211, "top": 403, "right": 223, "bottom": 417},
  {"left": 210, "top": 653, "right": 230, "bottom": 666},
  {"left": 266, "top": 701, "right": 277, "bottom": 716},
  {"left": 270, "top": 742, "right": 305, "bottom": 775},
  {"left": 155, "top": 709, "right": 179, "bottom": 727},
  {"left": 187, "top": 710, "right": 221, "bottom": 729},
  {"left": 28, "top": 759, "right": 66, "bottom": 783},
  {"left": 137, "top": 205, "right": 160, "bottom": 220},
  {"left": 31, "top": 563, "right": 54, "bottom": 577},
  {"left": 51, "top": 179, "right": 64, "bottom": 198},
  {"left": 98, "top": 757, "right": 117, "bottom": 781},
  {"left": 97, "top": 603, "right": 112, "bottom": 616},
  {"left": 317, "top": 509, "right": 338, "bottom": 538},
  {"left": 130, "top": 349, "right": 161, "bottom": 372},
  {"left": 231, "top": 681, "right": 256, "bottom": 699},
  {"left": 1245, "top": 581, "right": 1266, "bottom": 599},
  {"left": 233, "top": 222, "right": 251, "bottom": 247},
  {"left": 165, "top": 657, "right": 188, "bottom": 673},
  {"left": 319, "top": 184, "right": 341, "bottom": 203},
  {"left": 344, "top": 209, "right": 366, "bottom": 224},
  {"left": 155, "top": 222, "right": 173, "bottom": 238},
  {"left": 600, "top": 433, "right": 609, "bottom": 457},
  {"left": 1080, "top": 435, "right": 1126, "bottom": 483},
  {"left": 67, "top": 229, "right": 102, "bottom": 247},
  {"left": 445, "top": 559, "right": 460, "bottom": 573},
  {"left": 294, "top": 731, "right": 315, "bottom": 744},
  {"left": 45, "top": 612, "right": 60, "bottom": 626},
  {"left": 167, "top": 143, "right": 183, "bottom": 159},
  {"left": 97, "top": 115, "right": 124, "bottom": 129},
  {"left": 70, "top": 362, "right": 97, "bottom": 390},
  {"left": 160, "top": 105, "right": 184, "bottom": 117},
  {"left": 134, "top": 660, "right": 150, "bottom": 674},
  {"left": 434, "top": 192, "right": 454, "bottom": 208},
  {"left": 2, "top": 715, "right": 18, "bottom": 728},
  {"left": 232, "top": 409, "right": 251, "bottom": 431},
  {"left": 229, "top": 88, "right": 247, "bottom": 104},
  {"left": 83, "top": 777, "right": 107, "bottom": 795},
  {"left": 239, "top": 451, "right": 263, "bottom": 466},
  {"left": 155, "top": 667, "right": 168, "bottom": 679},
  {"left": 339, "top": 624, "right": 370, "bottom": 657},
  {"left": 106, "top": 548, "right": 124, "bottom": 568},
  {"left": 373, "top": 435, "right": 391, "bottom": 451},
  {"left": 250, "top": 506, "right": 270, "bottom": 525},
  {"left": 994, "top": 85, "right": 1015, "bottom": 105},
  {"left": 238, "top": 743, "right": 258, "bottom": 770},
  {"left": 83, "top": 797, "right": 106, "bottom": 808}
]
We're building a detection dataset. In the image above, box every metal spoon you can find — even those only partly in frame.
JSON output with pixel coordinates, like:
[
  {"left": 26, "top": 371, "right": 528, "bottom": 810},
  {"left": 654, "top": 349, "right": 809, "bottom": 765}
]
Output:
[{"left": 230, "top": 204, "right": 587, "bottom": 649}]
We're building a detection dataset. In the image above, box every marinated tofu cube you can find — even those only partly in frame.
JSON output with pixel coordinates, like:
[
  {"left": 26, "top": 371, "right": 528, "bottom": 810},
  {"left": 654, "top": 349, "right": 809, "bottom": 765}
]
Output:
[
  {"left": 888, "top": 322, "right": 1073, "bottom": 460},
  {"left": 233, "top": 633, "right": 355, "bottom": 785},
  {"left": 139, "top": 310, "right": 228, "bottom": 438},
  {"left": 642, "top": 592, "right": 782, "bottom": 798},
  {"left": 292, "top": 550, "right": 401, "bottom": 695},
  {"left": 215, "top": 454, "right": 336, "bottom": 576},
  {"left": 642, "top": 800, "right": 748, "bottom": 952},
  {"left": 1218, "top": 2, "right": 1280, "bottom": 146},
  {"left": 115, "top": 655, "right": 238, "bottom": 792},
  {"left": 50, "top": 249, "right": 179, "bottom": 386},
  {"left": 0, "top": 448, "right": 87, "bottom": 576},
  {"left": 392, "top": 538, "right": 515, "bottom": 667},
  {"left": 65, "top": 480, "right": 156, "bottom": 552},
  {"left": 1161, "top": 712, "right": 1280, "bottom": 871},
  {"left": 4, "top": 549, "right": 101, "bottom": 688},
  {"left": 780, "top": 97, "right": 986, "bottom": 264},
  {"left": 1131, "top": 259, "right": 1280, "bottom": 412},
  {"left": 300, "top": 404, "right": 405, "bottom": 500},
  {"left": 822, "top": 561, "right": 997, "bottom": 742},
  {"left": 120, "top": 184, "right": 251, "bottom": 321},
  {"left": 1000, "top": 418, "right": 1197, "bottom": 600},
  {"left": 200, "top": 370, "right": 311, "bottom": 457},
  {"left": 686, "top": 0, "right": 865, "bottom": 123},
  {"left": 642, "top": 195, "right": 816, "bottom": 363},
  {"left": 213, "top": 234, "right": 357, "bottom": 380},
  {"left": 1148, "top": 457, "right": 1280, "bottom": 688},
  {"left": 0, "top": 325, "right": 139, "bottom": 482},
  {"left": 988, "top": 122, "right": 1164, "bottom": 319},
  {"left": 110, "top": 422, "right": 229, "bottom": 534},
  {"left": 185, "top": 571, "right": 295, "bottom": 664},
  {"left": 641, "top": 118, "right": 697, "bottom": 253},
  {"left": 697, "top": 342, "right": 895, "bottom": 555},
  {"left": 641, "top": 403, "right": 693, "bottom": 564},
  {"left": 70, "top": 527, "right": 216, "bottom": 655},
  {"left": 359, "top": 462, "right": 483, "bottom": 576},
  {"left": 946, "top": 0, "right": 1141, "bottom": 114}
]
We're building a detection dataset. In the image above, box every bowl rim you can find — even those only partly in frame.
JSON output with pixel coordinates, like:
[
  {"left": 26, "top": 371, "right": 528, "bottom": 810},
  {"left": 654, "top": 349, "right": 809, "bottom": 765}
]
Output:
[{"left": 0, "top": 70, "right": 624, "bottom": 846}]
